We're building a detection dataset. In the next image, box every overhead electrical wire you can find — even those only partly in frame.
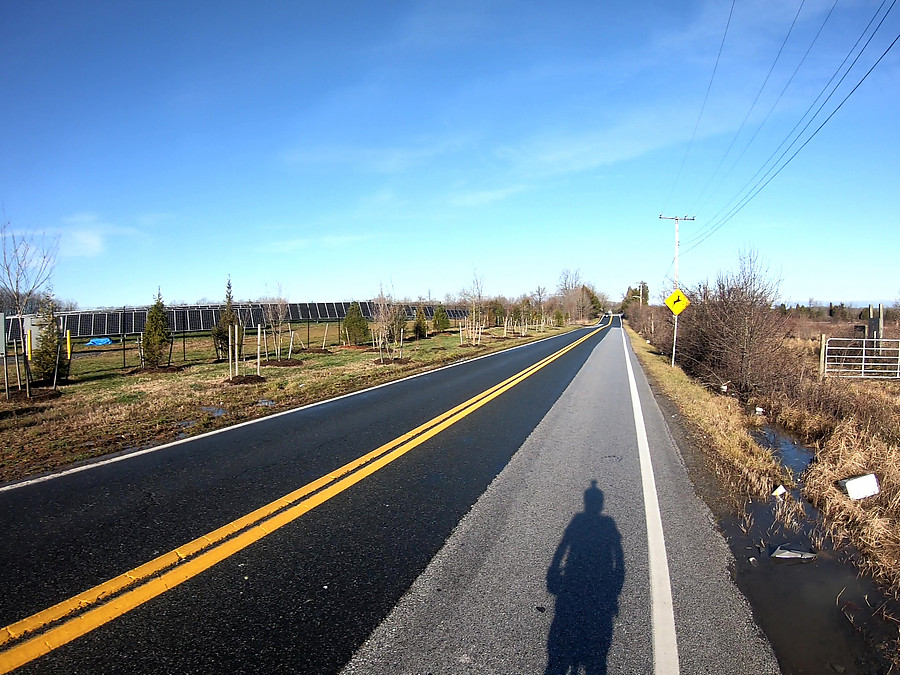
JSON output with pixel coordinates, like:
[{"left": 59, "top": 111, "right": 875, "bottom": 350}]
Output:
[
  {"left": 683, "top": 0, "right": 897, "bottom": 250},
  {"left": 692, "top": 0, "right": 840, "bottom": 219},
  {"left": 682, "top": 17, "right": 900, "bottom": 255},
  {"left": 689, "top": 0, "right": 807, "bottom": 213},
  {"left": 662, "top": 0, "right": 736, "bottom": 213},
  {"left": 684, "top": 0, "right": 847, "bottom": 246}
]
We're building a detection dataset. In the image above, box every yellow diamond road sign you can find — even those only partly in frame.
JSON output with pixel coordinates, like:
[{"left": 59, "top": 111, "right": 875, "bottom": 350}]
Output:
[{"left": 665, "top": 289, "right": 690, "bottom": 316}]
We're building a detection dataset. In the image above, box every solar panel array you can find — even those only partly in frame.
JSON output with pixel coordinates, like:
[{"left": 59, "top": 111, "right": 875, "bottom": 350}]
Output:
[{"left": 4, "top": 302, "right": 468, "bottom": 342}]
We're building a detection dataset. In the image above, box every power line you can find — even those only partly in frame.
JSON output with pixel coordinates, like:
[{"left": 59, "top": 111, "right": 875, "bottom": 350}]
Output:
[
  {"left": 684, "top": 0, "right": 896, "bottom": 248},
  {"left": 693, "top": 0, "right": 840, "bottom": 218},
  {"left": 690, "top": 0, "right": 807, "bottom": 213},
  {"left": 662, "top": 0, "right": 736, "bottom": 213},
  {"left": 682, "top": 22, "right": 900, "bottom": 256}
]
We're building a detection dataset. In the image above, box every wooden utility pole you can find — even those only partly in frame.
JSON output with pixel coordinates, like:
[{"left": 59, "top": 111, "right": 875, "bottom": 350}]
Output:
[{"left": 659, "top": 214, "right": 695, "bottom": 367}]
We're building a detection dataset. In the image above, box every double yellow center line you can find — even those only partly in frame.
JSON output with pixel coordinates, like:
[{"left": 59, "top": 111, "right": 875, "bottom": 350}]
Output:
[{"left": 0, "top": 320, "right": 609, "bottom": 672}]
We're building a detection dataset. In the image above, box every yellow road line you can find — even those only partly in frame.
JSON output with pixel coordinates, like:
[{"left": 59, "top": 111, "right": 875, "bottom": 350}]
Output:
[{"left": 0, "top": 320, "right": 610, "bottom": 673}]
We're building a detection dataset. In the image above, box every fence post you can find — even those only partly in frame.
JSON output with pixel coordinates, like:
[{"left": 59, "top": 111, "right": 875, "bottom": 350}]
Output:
[{"left": 819, "top": 334, "right": 826, "bottom": 379}]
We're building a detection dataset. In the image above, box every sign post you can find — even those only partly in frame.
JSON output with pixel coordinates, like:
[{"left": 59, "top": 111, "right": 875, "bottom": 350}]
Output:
[
  {"left": 1, "top": 313, "right": 7, "bottom": 400},
  {"left": 665, "top": 290, "right": 691, "bottom": 368},
  {"left": 660, "top": 214, "right": 695, "bottom": 368}
]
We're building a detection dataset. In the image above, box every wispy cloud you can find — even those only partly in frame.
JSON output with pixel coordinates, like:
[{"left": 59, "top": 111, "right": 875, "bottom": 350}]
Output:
[
  {"left": 282, "top": 135, "right": 468, "bottom": 174},
  {"left": 256, "top": 233, "right": 375, "bottom": 254},
  {"left": 58, "top": 213, "right": 139, "bottom": 258},
  {"left": 495, "top": 107, "right": 698, "bottom": 178},
  {"left": 135, "top": 212, "right": 176, "bottom": 228},
  {"left": 448, "top": 185, "right": 528, "bottom": 207}
]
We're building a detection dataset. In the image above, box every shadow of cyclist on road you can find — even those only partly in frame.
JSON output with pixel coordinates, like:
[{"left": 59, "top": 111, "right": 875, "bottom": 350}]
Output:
[{"left": 545, "top": 480, "right": 624, "bottom": 675}]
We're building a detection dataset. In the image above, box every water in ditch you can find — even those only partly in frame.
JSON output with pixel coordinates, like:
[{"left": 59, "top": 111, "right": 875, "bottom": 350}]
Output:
[{"left": 719, "top": 425, "right": 899, "bottom": 674}]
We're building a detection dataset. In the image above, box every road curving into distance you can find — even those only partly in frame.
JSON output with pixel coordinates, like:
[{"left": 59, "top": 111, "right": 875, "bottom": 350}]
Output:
[{"left": 0, "top": 317, "right": 780, "bottom": 673}]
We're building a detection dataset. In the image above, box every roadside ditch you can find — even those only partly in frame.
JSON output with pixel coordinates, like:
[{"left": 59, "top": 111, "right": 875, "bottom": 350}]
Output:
[{"left": 649, "top": 382, "right": 899, "bottom": 674}]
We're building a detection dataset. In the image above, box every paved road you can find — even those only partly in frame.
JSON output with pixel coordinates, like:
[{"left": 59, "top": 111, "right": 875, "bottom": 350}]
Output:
[{"left": 0, "top": 319, "right": 779, "bottom": 673}]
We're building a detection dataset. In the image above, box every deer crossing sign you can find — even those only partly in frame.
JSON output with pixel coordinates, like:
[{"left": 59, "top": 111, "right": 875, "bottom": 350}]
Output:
[{"left": 665, "top": 289, "right": 690, "bottom": 316}]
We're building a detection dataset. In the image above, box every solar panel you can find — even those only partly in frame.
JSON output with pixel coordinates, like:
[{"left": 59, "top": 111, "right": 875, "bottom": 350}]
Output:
[
  {"left": 62, "top": 314, "right": 78, "bottom": 338},
  {"left": 5, "top": 317, "right": 19, "bottom": 343},
  {"left": 2, "top": 299, "right": 454, "bottom": 341},
  {"left": 75, "top": 314, "right": 91, "bottom": 336},
  {"left": 132, "top": 312, "right": 146, "bottom": 333},
  {"left": 199, "top": 309, "right": 215, "bottom": 330},
  {"left": 107, "top": 313, "right": 121, "bottom": 335},
  {"left": 249, "top": 305, "right": 266, "bottom": 326}
]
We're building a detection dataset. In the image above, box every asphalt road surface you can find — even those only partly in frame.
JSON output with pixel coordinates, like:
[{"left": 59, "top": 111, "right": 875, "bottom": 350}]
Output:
[{"left": 0, "top": 318, "right": 780, "bottom": 674}]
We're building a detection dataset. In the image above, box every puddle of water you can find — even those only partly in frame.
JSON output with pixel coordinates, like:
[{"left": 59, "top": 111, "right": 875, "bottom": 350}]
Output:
[
  {"left": 175, "top": 419, "right": 197, "bottom": 440},
  {"left": 199, "top": 406, "right": 227, "bottom": 417},
  {"left": 722, "top": 425, "right": 899, "bottom": 674},
  {"left": 754, "top": 426, "right": 814, "bottom": 477}
]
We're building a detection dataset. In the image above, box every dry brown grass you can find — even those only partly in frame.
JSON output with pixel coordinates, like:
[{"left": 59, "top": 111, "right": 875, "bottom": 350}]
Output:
[
  {"left": 626, "top": 327, "right": 786, "bottom": 500},
  {"left": 740, "top": 335, "right": 900, "bottom": 602},
  {"left": 633, "top": 309, "right": 900, "bottom": 663},
  {"left": 804, "top": 421, "right": 900, "bottom": 595},
  {"left": 0, "top": 324, "right": 575, "bottom": 484}
]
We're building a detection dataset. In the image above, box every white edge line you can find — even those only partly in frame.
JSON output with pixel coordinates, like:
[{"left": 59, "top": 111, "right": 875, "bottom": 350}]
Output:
[
  {"left": 1, "top": 327, "right": 593, "bottom": 493},
  {"left": 621, "top": 325, "right": 680, "bottom": 675}
]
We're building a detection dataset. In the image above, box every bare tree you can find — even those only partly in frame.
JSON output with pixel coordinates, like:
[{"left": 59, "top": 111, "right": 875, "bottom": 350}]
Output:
[
  {"left": 532, "top": 285, "right": 547, "bottom": 329},
  {"left": 0, "top": 220, "right": 59, "bottom": 395},
  {"left": 0, "top": 221, "right": 58, "bottom": 319},
  {"left": 557, "top": 268, "right": 583, "bottom": 324},
  {"left": 676, "top": 250, "right": 791, "bottom": 397},
  {"left": 372, "top": 286, "right": 405, "bottom": 362},
  {"left": 557, "top": 268, "right": 582, "bottom": 295},
  {"left": 262, "top": 283, "right": 290, "bottom": 360},
  {"left": 460, "top": 272, "right": 485, "bottom": 345}
]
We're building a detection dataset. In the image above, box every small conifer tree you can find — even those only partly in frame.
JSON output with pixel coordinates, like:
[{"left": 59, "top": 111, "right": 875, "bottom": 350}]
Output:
[
  {"left": 554, "top": 309, "right": 566, "bottom": 327},
  {"left": 432, "top": 304, "right": 450, "bottom": 332},
  {"left": 143, "top": 289, "right": 171, "bottom": 368},
  {"left": 344, "top": 301, "right": 369, "bottom": 345},
  {"left": 413, "top": 304, "right": 428, "bottom": 339},
  {"left": 32, "top": 293, "right": 70, "bottom": 382}
]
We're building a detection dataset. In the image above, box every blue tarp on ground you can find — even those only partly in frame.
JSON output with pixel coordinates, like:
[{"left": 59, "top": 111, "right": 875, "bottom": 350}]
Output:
[{"left": 85, "top": 338, "right": 114, "bottom": 346}]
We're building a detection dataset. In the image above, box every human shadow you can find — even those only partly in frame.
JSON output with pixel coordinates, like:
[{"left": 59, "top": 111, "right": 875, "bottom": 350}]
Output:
[{"left": 545, "top": 480, "right": 624, "bottom": 675}]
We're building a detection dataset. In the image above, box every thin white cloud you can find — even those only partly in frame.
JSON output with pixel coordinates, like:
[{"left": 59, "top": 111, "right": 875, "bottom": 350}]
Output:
[
  {"left": 135, "top": 212, "right": 176, "bottom": 227},
  {"left": 449, "top": 185, "right": 528, "bottom": 207},
  {"left": 495, "top": 106, "right": 703, "bottom": 178},
  {"left": 257, "top": 233, "right": 375, "bottom": 254},
  {"left": 282, "top": 136, "right": 468, "bottom": 174},
  {"left": 58, "top": 213, "right": 139, "bottom": 258}
]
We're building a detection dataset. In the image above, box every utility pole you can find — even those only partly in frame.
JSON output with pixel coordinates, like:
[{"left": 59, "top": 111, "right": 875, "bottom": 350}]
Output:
[
  {"left": 659, "top": 214, "right": 695, "bottom": 367},
  {"left": 636, "top": 281, "right": 646, "bottom": 306}
]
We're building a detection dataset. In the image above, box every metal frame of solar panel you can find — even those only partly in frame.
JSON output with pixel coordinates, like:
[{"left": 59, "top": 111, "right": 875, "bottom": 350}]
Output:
[{"left": 3, "top": 302, "right": 468, "bottom": 343}]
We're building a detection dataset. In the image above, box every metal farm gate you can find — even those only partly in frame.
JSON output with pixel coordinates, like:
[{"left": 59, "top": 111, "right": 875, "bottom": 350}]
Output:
[{"left": 823, "top": 338, "right": 900, "bottom": 379}]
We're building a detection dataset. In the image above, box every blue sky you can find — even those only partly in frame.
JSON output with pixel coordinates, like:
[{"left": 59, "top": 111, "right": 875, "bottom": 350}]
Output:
[{"left": 2, "top": 1, "right": 898, "bottom": 310}]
